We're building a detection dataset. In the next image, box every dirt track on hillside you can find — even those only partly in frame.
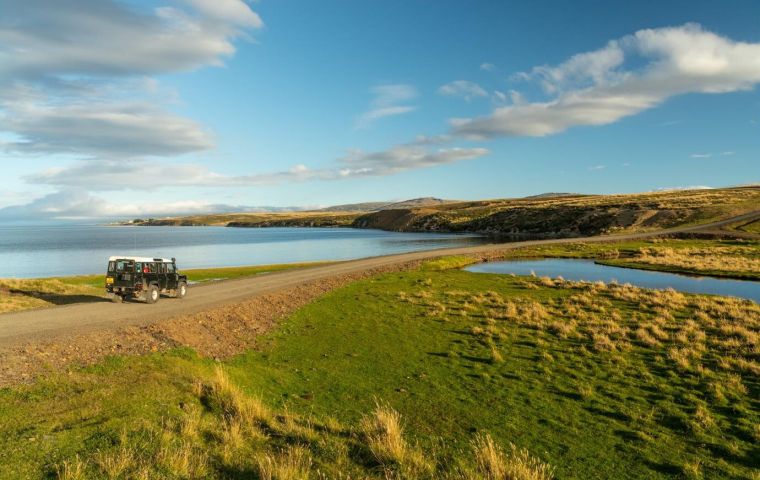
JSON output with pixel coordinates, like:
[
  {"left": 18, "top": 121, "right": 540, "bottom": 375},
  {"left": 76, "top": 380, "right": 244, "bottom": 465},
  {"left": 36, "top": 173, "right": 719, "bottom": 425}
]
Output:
[{"left": 1, "top": 210, "right": 758, "bottom": 385}]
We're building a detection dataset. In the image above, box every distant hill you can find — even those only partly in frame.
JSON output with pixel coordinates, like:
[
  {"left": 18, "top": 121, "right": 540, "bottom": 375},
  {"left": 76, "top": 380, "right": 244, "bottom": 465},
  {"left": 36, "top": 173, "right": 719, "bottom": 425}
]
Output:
[
  {"left": 319, "top": 197, "right": 454, "bottom": 212},
  {"left": 523, "top": 192, "right": 582, "bottom": 199},
  {"left": 124, "top": 187, "right": 760, "bottom": 237}
]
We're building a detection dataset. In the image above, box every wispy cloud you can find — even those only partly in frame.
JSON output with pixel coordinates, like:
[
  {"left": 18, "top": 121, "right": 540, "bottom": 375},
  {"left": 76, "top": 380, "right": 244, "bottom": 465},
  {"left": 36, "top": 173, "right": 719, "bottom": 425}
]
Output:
[
  {"left": 588, "top": 165, "right": 607, "bottom": 171},
  {"left": 355, "top": 84, "right": 418, "bottom": 129},
  {"left": 438, "top": 81, "right": 488, "bottom": 101},
  {"left": 452, "top": 24, "right": 760, "bottom": 139},
  {"left": 480, "top": 62, "right": 496, "bottom": 71},
  {"left": 690, "top": 151, "right": 735, "bottom": 159},
  {"left": 25, "top": 142, "right": 490, "bottom": 192}
]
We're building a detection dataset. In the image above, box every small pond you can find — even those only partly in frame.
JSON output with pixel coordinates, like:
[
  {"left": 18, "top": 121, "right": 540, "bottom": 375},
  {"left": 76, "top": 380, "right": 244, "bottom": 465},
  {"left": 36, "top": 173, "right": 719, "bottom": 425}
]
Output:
[{"left": 464, "top": 258, "right": 760, "bottom": 303}]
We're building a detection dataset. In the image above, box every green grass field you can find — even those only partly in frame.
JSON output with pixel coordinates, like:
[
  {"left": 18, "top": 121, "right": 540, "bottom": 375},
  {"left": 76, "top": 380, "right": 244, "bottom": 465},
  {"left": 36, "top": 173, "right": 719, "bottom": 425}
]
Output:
[{"left": 1, "top": 259, "right": 757, "bottom": 479}]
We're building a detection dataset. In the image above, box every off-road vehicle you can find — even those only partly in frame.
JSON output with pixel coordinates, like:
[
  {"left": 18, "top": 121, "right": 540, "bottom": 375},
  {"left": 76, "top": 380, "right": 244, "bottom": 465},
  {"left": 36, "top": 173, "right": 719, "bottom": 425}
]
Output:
[{"left": 105, "top": 256, "right": 188, "bottom": 304}]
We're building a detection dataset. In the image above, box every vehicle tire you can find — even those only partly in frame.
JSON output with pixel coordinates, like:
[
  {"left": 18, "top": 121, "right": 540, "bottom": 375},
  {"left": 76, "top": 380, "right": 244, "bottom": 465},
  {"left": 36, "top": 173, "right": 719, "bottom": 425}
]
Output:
[
  {"left": 146, "top": 285, "right": 160, "bottom": 304},
  {"left": 177, "top": 282, "right": 187, "bottom": 299},
  {"left": 111, "top": 294, "right": 123, "bottom": 304}
]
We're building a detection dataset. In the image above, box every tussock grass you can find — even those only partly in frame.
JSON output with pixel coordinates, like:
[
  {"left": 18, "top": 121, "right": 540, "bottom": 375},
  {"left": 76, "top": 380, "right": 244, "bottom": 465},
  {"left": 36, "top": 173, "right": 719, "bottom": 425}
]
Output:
[
  {"left": 472, "top": 434, "right": 555, "bottom": 480},
  {"left": 361, "top": 403, "right": 408, "bottom": 465},
  {"left": 256, "top": 446, "right": 313, "bottom": 480}
]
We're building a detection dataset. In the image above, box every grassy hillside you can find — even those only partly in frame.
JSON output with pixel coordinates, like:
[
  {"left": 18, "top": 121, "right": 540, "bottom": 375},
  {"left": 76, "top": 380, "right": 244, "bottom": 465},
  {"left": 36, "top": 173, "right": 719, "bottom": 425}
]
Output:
[
  {"left": 127, "top": 211, "right": 358, "bottom": 227},
  {"left": 353, "top": 187, "right": 760, "bottom": 235},
  {"left": 1, "top": 261, "right": 757, "bottom": 478},
  {"left": 126, "top": 187, "right": 760, "bottom": 236}
]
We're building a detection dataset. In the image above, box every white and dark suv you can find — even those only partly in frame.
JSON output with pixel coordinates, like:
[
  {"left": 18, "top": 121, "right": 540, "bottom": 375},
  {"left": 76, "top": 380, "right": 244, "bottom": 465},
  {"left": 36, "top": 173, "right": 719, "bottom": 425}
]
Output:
[{"left": 105, "top": 256, "right": 188, "bottom": 304}]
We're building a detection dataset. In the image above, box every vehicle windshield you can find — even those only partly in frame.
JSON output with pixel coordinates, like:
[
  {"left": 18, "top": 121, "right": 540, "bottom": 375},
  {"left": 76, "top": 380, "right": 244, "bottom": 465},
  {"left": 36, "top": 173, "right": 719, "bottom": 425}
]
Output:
[{"left": 108, "top": 260, "right": 134, "bottom": 273}]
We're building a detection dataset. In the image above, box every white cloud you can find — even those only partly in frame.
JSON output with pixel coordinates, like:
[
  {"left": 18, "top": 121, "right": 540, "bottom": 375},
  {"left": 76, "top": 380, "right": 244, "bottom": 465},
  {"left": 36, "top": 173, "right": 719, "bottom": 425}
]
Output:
[
  {"left": 337, "top": 145, "right": 489, "bottom": 177},
  {"left": 0, "top": 190, "right": 301, "bottom": 220},
  {"left": 438, "top": 81, "right": 488, "bottom": 101},
  {"left": 690, "top": 153, "right": 713, "bottom": 158},
  {"left": 480, "top": 63, "right": 496, "bottom": 72},
  {"left": 24, "top": 144, "right": 490, "bottom": 191},
  {"left": 0, "top": 0, "right": 261, "bottom": 159},
  {"left": 355, "top": 84, "right": 418, "bottom": 128},
  {"left": 588, "top": 165, "right": 607, "bottom": 171},
  {"left": 0, "top": 0, "right": 262, "bottom": 81},
  {"left": 1, "top": 95, "right": 213, "bottom": 158},
  {"left": 453, "top": 24, "right": 760, "bottom": 139}
]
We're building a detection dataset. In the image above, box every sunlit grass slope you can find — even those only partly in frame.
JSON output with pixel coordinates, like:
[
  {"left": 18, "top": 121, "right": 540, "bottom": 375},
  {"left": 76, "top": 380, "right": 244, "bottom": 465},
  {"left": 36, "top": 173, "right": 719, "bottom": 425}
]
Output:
[{"left": 1, "top": 261, "right": 757, "bottom": 478}]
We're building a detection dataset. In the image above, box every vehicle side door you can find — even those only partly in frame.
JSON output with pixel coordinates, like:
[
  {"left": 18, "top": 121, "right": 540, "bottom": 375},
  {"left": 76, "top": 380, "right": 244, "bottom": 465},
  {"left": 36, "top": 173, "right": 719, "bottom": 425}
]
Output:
[
  {"left": 166, "top": 262, "right": 178, "bottom": 290},
  {"left": 157, "top": 262, "right": 168, "bottom": 291}
]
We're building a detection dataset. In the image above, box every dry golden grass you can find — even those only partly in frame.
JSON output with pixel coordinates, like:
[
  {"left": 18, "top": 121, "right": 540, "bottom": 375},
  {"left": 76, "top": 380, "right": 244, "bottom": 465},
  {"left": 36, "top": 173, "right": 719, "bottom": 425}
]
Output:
[
  {"left": 56, "top": 455, "right": 86, "bottom": 480},
  {"left": 206, "top": 366, "right": 271, "bottom": 428},
  {"left": 157, "top": 441, "right": 208, "bottom": 478},
  {"left": 472, "top": 433, "right": 555, "bottom": 480},
  {"left": 630, "top": 246, "right": 760, "bottom": 275},
  {"left": 0, "top": 278, "right": 102, "bottom": 313},
  {"left": 94, "top": 443, "right": 134, "bottom": 478},
  {"left": 256, "top": 446, "right": 313, "bottom": 480},
  {"left": 361, "top": 403, "right": 408, "bottom": 465}
]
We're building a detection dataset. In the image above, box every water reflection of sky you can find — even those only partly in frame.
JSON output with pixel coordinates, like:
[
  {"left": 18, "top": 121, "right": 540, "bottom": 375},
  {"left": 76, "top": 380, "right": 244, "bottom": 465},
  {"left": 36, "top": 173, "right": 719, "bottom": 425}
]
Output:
[
  {"left": 466, "top": 259, "right": 760, "bottom": 303},
  {"left": 0, "top": 225, "right": 484, "bottom": 278}
]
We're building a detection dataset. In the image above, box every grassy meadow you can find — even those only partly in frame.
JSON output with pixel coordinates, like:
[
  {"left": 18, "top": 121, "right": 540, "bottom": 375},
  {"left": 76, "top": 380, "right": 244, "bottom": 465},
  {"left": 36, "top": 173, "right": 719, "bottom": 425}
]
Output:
[
  {"left": 0, "top": 262, "right": 331, "bottom": 314},
  {"left": 1, "top": 258, "right": 758, "bottom": 479}
]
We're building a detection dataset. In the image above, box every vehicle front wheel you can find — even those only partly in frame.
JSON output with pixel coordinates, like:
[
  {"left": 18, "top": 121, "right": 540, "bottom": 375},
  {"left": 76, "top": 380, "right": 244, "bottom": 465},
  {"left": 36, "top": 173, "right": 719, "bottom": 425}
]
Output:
[
  {"left": 111, "top": 294, "right": 123, "bottom": 304},
  {"left": 146, "top": 285, "right": 160, "bottom": 304},
  {"left": 177, "top": 282, "right": 187, "bottom": 299}
]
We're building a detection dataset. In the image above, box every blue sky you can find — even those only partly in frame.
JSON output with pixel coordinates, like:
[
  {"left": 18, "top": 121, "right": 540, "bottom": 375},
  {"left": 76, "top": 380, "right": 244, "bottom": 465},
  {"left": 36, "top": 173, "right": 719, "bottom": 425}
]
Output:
[{"left": 1, "top": 0, "right": 759, "bottom": 219}]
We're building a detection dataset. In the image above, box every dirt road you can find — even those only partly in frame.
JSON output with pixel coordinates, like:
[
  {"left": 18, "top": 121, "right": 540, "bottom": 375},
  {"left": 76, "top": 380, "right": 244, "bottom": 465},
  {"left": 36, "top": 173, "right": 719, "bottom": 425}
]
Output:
[{"left": 1, "top": 210, "right": 758, "bottom": 348}]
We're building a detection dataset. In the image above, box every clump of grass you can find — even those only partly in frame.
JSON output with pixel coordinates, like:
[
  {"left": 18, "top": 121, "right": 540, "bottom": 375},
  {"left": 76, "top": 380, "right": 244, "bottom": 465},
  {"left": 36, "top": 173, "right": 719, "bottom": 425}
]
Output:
[
  {"left": 94, "top": 444, "right": 135, "bottom": 478},
  {"left": 157, "top": 441, "right": 208, "bottom": 478},
  {"left": 56, "top": 455, "right": 86, "bottom": 480},
  {"left": 203, "top": 366, "right": 271, "bottom": 428},
  {"left": 256, "top": 445, "right": 312, "bottom": 480},
  {"left": 490, "top": 345, "right": 504, "bottom": 364},
  {"left": 472, "top": 433, "right": 555, "bottom": 480},
  {"left": 361, "top": 403, "right": 408, "bottom": 465},
  {"left": 578, "top": 384, "right": 594, "bottom": 400},
  {"left": 689, "top": 405, "right": 716, "bottom": 433}
]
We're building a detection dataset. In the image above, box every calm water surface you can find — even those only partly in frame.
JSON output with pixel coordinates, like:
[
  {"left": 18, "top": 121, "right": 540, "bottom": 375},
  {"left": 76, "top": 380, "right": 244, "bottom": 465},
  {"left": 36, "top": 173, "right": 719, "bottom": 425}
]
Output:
[
  {"left": 0, "top": 225, "right": 485, "bottom": 278},
  {"left": 465, "top": 258, "right": 760, "bottom": 303}
]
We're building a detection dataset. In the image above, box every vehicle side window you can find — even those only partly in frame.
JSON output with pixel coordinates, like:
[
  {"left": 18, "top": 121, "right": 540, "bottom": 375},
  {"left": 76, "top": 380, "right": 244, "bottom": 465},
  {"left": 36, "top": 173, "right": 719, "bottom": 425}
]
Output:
[
  {"left": 147, "top": 263, "right": 156, "bottom": 274},
  {"left": 135, "top": 262, "right": 142, "bottom": 273},
  {"left": 166, "top": 263, "right": 175, "bottom": 273},
  {"left": 108, "top": 261, "right": 115, "bottom": 272}
]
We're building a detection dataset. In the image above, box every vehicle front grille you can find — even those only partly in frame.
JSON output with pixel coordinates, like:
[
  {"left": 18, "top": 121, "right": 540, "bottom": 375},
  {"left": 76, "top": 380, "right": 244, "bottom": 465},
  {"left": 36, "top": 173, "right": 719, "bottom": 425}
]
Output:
[{"left": 121, "top": 274, "right": 131, "bottom": 281}]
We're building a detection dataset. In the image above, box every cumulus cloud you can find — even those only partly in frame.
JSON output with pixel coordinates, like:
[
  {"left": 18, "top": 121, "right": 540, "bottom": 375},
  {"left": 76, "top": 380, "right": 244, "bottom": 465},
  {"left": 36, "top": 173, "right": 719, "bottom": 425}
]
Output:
[
  {"left": 0, "top": 0, "right": 261, "bottom": 159},
  {"left": 453, "top": 24, "right": 760, "bottom": 139},
  {"left": 355, "top": 84, "right": 418, "bottom": 128},
  {"left": 438, "top": 81, "right": 488, "bottom": 101}
]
